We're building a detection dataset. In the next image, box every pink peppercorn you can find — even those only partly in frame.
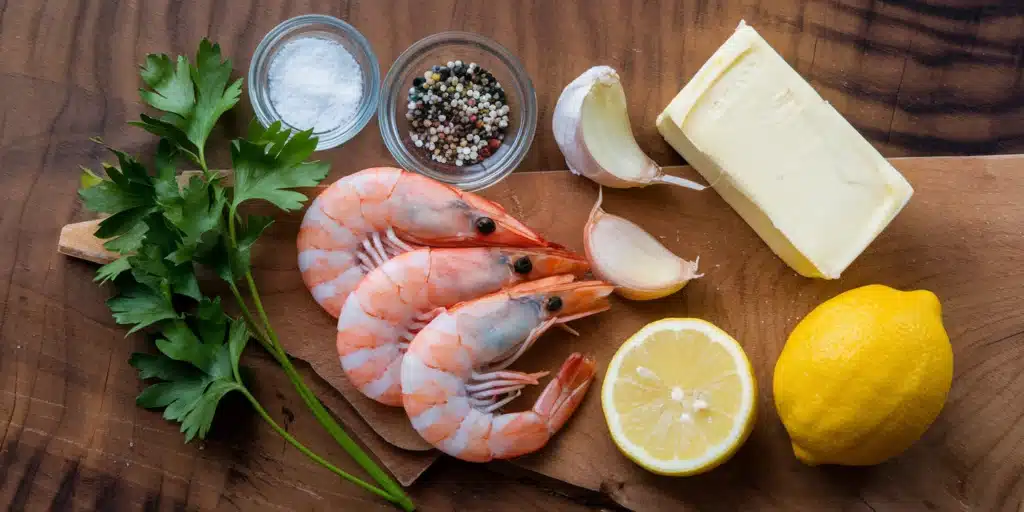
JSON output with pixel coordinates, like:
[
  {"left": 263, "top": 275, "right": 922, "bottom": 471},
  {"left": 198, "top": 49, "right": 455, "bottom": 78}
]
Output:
[{"left": 488, "top": 138, "right": 500, "bottom": 150}]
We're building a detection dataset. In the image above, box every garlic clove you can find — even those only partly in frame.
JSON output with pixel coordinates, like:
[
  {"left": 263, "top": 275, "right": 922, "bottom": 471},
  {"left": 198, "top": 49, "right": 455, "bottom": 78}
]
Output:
[
  {"left": 553, "top": 66, "right": 705, "bottom": 191},
  {"left": 584, "top": 188, "right": 702, "bottom": 300},
  {"left": 580, "top": 70, "right": 661, "bottom": 186}
]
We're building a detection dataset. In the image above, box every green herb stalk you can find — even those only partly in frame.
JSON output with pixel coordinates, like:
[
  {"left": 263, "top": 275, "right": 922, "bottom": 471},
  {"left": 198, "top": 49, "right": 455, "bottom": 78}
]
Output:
[{"left": 79, "top": 40, "right": 413, "bottom": 511}]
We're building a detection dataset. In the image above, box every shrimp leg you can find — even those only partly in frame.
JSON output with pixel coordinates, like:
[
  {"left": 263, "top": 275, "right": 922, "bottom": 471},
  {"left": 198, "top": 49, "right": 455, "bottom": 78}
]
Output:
[
  {"left": 472, "top": 390, "right": 522, "bottom": 413},
  {"left": 466, "top": 369, "right": 548, "bottom": 403}
]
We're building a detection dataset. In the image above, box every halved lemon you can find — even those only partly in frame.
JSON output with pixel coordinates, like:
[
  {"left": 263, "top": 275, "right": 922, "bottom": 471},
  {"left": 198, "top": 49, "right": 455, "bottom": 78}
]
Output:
[{"left": 601, "top": 318, "right": 757, "bottom": 475}]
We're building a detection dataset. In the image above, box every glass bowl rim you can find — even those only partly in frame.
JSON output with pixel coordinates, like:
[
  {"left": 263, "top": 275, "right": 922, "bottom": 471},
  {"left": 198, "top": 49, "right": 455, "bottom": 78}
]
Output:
[
  {"left": 377, "top": 30, "right": 538, "bottom": 191},
  {"left": 248, "top": 13, "right": 381, "bottom": 151}
]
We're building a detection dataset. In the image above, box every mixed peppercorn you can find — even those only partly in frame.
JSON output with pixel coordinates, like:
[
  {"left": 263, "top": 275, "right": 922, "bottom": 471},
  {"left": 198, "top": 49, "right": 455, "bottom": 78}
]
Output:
[{"left": 405, "top": 61, "right": 510, "bottom": 166}]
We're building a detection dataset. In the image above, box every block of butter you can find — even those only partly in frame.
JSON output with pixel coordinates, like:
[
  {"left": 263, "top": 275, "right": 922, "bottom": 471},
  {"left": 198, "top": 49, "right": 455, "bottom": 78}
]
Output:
[{"left": 656, "top": 21, "right": 913, "bottom": 279}]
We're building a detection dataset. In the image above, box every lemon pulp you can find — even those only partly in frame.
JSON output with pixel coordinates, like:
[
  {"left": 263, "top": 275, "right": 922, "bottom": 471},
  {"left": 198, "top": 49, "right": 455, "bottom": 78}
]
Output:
[{"left": 602, "top": 318, "right": 756, "bottom": 475}]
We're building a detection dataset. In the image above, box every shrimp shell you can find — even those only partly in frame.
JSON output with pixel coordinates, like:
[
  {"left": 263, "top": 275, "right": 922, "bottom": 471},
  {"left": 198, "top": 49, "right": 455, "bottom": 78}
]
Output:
[
  {"left": 401, "top": 276, "right": 615, "bottom": 462},
  {"left": 297, "top": 167, "right": 556, "bottom": 317},
  {"left": 337, "top": 246, "right": 590, "bottom": 406}
]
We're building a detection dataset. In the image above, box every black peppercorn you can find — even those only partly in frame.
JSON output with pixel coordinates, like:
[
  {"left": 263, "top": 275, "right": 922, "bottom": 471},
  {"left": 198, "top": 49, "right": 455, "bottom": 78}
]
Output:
[{"left": 406, "top": 61, "right": 511, "bottom": 166}]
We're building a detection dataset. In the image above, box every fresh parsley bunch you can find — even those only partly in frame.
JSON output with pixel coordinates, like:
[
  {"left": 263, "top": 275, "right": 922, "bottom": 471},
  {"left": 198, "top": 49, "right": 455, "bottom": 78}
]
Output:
[{"left": 78, "top": 40, "right": 414, "bottom": 511}]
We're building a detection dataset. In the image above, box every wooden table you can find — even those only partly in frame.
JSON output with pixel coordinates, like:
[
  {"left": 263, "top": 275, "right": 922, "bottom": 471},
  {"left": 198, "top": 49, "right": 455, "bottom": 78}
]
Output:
[{"left": 2, "top": 1, "right": 1022, "bottom": 510}]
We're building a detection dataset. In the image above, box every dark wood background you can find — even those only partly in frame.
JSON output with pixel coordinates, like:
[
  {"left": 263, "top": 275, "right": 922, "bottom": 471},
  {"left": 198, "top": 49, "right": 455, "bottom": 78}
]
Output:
[{"left": 2, "top": 0, "right": 1023, "bottom": 510}]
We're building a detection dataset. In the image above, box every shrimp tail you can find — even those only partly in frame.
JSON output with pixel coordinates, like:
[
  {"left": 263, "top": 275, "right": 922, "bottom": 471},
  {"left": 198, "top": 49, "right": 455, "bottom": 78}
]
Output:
[
  {"left": 485, "top": 353, "right": 597, "bottom": 460},
  {"left": 534, "top": 353, "right": 598, "bottom": 435}
]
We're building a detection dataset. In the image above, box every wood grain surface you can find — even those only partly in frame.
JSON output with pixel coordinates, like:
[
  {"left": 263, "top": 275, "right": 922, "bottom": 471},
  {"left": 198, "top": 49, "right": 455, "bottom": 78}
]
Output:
[{"left": 3, "top": 0, "right": 1024, "bottom": 510}]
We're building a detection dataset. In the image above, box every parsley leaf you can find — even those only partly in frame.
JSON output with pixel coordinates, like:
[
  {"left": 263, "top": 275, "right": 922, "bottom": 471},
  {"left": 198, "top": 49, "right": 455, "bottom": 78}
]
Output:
[
  {"left": 180, "top": 379, "right": 242, "bottom": 441},
  {"left": 103, "top": 221, "right": 149, "bottom": 253},
  {"left": 138, "top": 54, "right": 194, "bottom": 117},
  {"left": 168, "top": 266, "right": 202, "bottom": 301},
  {"left": 126, "top": 243, "right": 201, "bottom": 301},
  {"left": 132, "top": 39, "right": 242, "bottom": 166},
  {"left": 194, "top": 297, "right": 228, "bottom": 346},
  {"left": 230, "top": 121, "right": 328, "bottom": 211},
  {"left": 94, "top": 206, "right": 158, "bottom": 240},
  {"left": 191, "top": 40, "right": 243, "bottom": 151},
  {"left": 79, "top": 146, "right": 167, "bottom": 250},
  {"left": 130, "top": 352, "right": 198, "bottom": 381},
  {"left": 163, "top": 175, "right": 226, "bottom": 264},
  {"left": 136, "top": 376, "right": 207, "bottom": 410},
  {"left": 229, "top": 214, "right": 274, "bottom": 277},
  {"left": 80, "top": 166, "right": 104, "bottom": 189},
  {"left": 226, "top": 316, "right": 249, "bottom": 373},
  {"left": 107, "top": 283, "right": 178, "bottom": 334},
  {"left": 196, "top": 233, "right": 241, "bottom": 283},
  {"left": 80, "top": 149, "right": 155, "bottom": 212},
  {"left": 132, "top": 314, "right": 250, "bottom": 442},
  {"left": 154, "top": 140, "right": 182, "bottom": 205},
  {"left": 156, "top": 320, "right": 217, "bottom": 372},
  {"left": 95, "top": 257, "right": 132, "bottom": 284},
  {"left": 135, "top": 114, "right": 199, "bottom": 163}
]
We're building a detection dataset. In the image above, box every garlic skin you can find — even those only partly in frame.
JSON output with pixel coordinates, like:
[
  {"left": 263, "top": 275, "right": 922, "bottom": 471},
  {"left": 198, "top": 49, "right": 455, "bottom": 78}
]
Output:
[
  {"left": 553, "top": 66, "right": 705, "bottom": 191},
  {"left": 584, "top": 188, "right": 702, "bottom": 300}
]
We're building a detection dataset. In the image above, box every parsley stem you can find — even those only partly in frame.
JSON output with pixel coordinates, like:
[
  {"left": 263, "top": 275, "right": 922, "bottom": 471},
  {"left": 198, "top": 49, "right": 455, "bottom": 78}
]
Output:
[
  {"left": 229, "top": 283, "right": 415, "bottom": 509},
  {"left": 228, "top": 281, "right": 274, "bottom": 353},
  {"left": 237, "top": 387, "right": 403, "bottom": 506},
  {"left": 197, "top": 149, "right": 213, "bottom": 182},
  {"left": 227, "top": 204, "right": 239, "bottom": 247},
  {"left": 241, "top": 270, "right": 416, "bottom": 512},
  {"left": 223, "top": 208, "right": 414, "bottom": 511}
]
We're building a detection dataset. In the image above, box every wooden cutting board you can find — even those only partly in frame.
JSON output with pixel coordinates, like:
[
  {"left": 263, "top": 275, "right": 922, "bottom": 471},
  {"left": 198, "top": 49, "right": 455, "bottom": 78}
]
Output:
[
  {"left": 61, "top": 155, "right": 1024, "bottom": 509},
  {"left": 477, "top": 156, "right": 1024, "bottom": 510}
]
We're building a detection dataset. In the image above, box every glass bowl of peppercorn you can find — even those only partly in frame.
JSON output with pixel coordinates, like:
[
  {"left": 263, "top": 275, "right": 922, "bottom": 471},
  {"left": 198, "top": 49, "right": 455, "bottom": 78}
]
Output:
[{"left": 379, "top": 31, "right": 537, "bottom": 191}]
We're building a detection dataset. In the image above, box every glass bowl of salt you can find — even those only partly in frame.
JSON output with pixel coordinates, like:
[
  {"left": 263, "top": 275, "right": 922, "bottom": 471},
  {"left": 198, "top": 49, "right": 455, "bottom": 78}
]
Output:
[{"left": 249, "top": 14, "right": 380, "bottom": 151}]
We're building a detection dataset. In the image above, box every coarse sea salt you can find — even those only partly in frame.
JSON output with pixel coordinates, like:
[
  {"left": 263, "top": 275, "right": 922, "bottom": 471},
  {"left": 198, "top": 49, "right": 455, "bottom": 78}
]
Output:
[{"left": 267, "top": 36, "right": 363, "bottom": 134}]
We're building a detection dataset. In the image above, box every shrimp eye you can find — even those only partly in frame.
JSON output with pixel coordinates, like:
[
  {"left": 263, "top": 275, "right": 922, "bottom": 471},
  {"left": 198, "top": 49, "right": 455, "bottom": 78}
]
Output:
[
  {"left": 545, "top": 296, "right": 563, "bottom": 312},
  {"left": 513, "top": 256, "right": 533, "bottom": 274},
  {"left": 476, "top": 217, "right": 496, "bottom": 235}
]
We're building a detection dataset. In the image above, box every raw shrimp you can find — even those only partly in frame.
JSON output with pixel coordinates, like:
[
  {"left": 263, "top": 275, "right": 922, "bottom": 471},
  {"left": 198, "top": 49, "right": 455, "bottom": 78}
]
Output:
[
  {"left": 297, "top": 167, "right": 555, "bottom": 317},
  {"left": 337, "top": 247, "right": 591, "bottom": 406},
  {"left": 401, "top": 276, "right": 614, "bottom": 462}
]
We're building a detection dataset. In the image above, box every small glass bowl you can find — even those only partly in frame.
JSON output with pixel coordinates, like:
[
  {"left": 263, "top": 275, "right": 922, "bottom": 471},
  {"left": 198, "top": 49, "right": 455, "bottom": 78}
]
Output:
[
  {"left": 249, "top": 14, "right": 380, "bottom": 151},
  {"left": 379, "top": 32, "right": 537, "bottom": 191}
]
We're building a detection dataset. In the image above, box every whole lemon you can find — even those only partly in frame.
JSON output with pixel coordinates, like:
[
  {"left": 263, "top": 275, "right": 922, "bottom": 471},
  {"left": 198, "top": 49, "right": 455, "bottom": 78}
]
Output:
[{"left": 773, "top": 284, "right": 953, "bottom": 466}]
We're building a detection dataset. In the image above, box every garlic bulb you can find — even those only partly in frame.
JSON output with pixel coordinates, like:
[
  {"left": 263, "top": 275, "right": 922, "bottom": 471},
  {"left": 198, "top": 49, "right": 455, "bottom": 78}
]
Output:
[
  {"left": 584, "top": 188, "right": 702, "bottom": 300},
  {"left": 553, "top": 66, "right": 705, "bottom": 191}
]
